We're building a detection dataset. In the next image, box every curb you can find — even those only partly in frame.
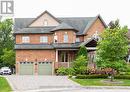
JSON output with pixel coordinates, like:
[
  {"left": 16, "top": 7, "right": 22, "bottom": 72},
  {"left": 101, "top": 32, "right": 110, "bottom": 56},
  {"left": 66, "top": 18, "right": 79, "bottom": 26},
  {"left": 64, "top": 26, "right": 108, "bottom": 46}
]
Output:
[
  {"left": 4, "top": 76, "right": 16, "bottom": 91},
  {"left": 82, "top": 86, "right": 130, "bottom": 89}
]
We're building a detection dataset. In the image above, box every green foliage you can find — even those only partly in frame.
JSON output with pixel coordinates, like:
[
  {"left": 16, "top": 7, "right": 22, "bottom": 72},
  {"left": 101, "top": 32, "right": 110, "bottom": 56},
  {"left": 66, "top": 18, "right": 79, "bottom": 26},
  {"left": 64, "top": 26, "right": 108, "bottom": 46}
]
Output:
[
  {"left": 66, "top": 67, "right": 75, "bottom": 75},
  {"left": 114, "top": 75, "right": 130, "bottom": 79},
  {"left": 56, "top": 67, "right": 75, "bottom": 75},
  {"left": 1, "top": 48, "right": 15, "bottom": 68},
  {"left": 57, "top": 67, "right": 67, "bottom": 75},
  {"left": 96, "top": 20, "right": 128, "bottom": 72},
  {"left": 0, "top": 18, "right": 14, "bottom": 68},
  {"left": 0, "top": 19, "right": 14, "bottom": 50},
  {"left": 0, "top": 77, "right": 12, "bottom": 92},
  {"left": 76, "top": 74, "right": 108, "bottom": 79},
  {"left": 76, "top": 74, "right": 130, "bottom": 79},
  {"left": 77, "top": 46, "right": 88, "bottom": 59},
  {"left": 73, "top": 55, "right": 87, "bottom": 74}
]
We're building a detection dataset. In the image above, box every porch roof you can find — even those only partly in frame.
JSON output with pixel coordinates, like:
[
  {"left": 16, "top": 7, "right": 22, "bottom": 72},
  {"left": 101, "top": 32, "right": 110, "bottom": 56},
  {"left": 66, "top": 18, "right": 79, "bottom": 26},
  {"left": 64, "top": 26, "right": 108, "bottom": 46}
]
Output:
[{"left": 14, "top": 43, "right": 81, "bottom": 50}]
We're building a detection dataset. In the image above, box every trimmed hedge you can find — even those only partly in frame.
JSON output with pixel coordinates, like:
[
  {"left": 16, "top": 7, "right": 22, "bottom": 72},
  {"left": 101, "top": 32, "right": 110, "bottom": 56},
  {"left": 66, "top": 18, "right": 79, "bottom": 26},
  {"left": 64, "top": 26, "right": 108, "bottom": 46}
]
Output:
[
  {"left": 115, "top": 75, "right": 130, "bottom": 79},
  {"left": 76, "top": 75, "right": 130, "bottom": 79},
  {"left": 76, "top": 75, "right": 108, "bottom": 79}
]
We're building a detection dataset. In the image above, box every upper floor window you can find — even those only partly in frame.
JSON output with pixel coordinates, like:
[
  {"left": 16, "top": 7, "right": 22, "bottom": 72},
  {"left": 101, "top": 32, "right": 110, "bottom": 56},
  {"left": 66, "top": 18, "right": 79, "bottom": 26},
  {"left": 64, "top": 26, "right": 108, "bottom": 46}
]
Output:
[
  {"left": 40, "top": 36, "right": 48, "bottom": 43},
  {"left": 76, "top": 38, "right": 80, "bottom": 42},
  {"left": 64, "top": 33, "right": 68, "bottom": 43},
  {"left": 22, "top": 36, "right": 30, "bottom": 43},
  {"left": 54, "top": 34, "right": 57, "bottom": 43},
  {"left": 43, "top": 19, "right": 48, "bottom": 26}
]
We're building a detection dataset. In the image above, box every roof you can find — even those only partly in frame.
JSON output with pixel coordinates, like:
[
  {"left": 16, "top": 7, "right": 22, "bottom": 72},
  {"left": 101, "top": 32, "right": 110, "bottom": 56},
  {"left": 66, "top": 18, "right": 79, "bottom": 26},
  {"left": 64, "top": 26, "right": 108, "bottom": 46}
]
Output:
[
  {"left": 15, "top": 43, "right": 81, "bottom": 50},
  {"left": 51, "top": 22, "right": 78, "bottom": 32},
  {"left": 14, "top": 11, "right": 106, "bottom": 35},
  {"left": 14, "top": 27, "right": 55, "bottom": 34},
  {"left": 80, "top": 37, "right": 98, "bottom": 46},
  {"left": 15, "top": 44, "right": 54, "bottom": 49}
]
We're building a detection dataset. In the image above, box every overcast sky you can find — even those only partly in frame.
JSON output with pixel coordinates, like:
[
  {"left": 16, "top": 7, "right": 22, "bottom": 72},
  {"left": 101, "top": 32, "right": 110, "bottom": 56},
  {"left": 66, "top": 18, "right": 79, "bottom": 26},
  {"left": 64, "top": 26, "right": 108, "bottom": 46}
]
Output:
[{"left": 14, "top": 0, "right": 130, "bottom": 27}]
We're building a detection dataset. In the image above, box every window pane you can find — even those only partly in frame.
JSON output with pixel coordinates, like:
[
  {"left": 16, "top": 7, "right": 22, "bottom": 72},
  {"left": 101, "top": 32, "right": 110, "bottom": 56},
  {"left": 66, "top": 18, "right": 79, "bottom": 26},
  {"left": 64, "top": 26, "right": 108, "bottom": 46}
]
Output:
[
  {"left": 64, "top": 34, "right": 68, "bottom": 43},
  {"left": 22, "top": 36, "right": 30, "bottom": 43},
  {"left": 40, "top": 36, "right": 48, "bottom": 43}
]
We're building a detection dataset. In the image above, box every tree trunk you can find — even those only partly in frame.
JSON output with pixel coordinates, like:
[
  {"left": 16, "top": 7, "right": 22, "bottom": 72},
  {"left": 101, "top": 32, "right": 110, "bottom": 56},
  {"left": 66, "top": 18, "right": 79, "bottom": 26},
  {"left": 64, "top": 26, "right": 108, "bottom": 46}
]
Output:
[{"left": 110, "top": 69, "right": 114, "bottom": 82}]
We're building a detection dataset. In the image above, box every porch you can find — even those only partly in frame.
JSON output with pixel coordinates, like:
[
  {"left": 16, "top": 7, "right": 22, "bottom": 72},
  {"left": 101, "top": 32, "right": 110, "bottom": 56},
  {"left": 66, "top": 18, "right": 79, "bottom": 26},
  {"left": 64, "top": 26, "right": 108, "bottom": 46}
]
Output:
[{"left": 55, "top": 49, "right": 78, "bottom": 68}]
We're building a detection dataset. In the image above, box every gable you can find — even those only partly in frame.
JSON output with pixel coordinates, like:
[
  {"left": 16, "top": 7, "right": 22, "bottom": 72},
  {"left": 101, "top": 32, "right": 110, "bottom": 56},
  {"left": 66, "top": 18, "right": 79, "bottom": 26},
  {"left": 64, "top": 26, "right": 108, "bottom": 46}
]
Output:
[
  {"left": 29, "top": 11, "right": 60, "bottom": 27},
  {"left": 84, "top": 17, "right": 106, "bottom": 39}
]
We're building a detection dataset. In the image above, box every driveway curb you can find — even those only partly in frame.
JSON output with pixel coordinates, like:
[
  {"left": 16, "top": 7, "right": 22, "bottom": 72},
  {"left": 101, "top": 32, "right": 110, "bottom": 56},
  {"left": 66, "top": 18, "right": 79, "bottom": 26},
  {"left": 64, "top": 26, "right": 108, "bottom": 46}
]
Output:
[
  {"left": 4, "top": 76, "right": 15, "bottom": 91},
  {"left": 82, "top": 86, "right": 130, "bottom": 89}
]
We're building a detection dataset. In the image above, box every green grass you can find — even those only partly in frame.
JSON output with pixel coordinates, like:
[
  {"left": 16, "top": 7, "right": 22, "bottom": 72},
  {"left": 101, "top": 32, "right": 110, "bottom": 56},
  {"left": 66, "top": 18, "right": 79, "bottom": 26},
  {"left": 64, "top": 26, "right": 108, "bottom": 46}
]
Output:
[
  {"left": 0, "top": 76, "right": 12, "bottom": 92},
  {"left": 71, "top": 78, "right": 130, "bottom": 86}
]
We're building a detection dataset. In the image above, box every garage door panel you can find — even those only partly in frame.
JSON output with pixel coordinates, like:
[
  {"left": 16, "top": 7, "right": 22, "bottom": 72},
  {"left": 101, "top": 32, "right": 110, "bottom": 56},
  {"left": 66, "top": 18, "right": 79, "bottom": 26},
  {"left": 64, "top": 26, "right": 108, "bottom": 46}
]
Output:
[
  {"left": 19, "top": 62, "right": 34, "bottom": 75},
  {"left": 38, "top": 62, "right": 52, "bottom": 75}
]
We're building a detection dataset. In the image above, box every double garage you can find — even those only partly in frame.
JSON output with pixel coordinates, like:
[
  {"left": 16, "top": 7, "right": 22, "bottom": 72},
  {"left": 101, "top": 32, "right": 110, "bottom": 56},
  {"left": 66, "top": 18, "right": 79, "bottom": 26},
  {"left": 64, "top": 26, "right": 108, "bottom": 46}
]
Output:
[{"left": 19, "top": 62, "right": 53, "bottom": 75}]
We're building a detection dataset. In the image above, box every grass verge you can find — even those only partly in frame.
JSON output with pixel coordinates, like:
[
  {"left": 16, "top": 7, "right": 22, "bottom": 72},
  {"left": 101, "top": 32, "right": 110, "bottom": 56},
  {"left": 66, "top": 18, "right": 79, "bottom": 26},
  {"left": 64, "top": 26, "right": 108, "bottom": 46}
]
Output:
[
  {"left": 71, "top": 78, "right": 130, "bottom": 86},
  {"left": 0, "top": 76, "right": 12, "bottom": 92}
]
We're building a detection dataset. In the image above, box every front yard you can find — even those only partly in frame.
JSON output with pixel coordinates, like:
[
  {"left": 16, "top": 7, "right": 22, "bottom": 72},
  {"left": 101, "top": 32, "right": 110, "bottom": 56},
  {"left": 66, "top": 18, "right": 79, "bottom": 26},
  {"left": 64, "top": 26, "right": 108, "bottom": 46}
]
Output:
[
  {"left": 0, "top": 76, "right": 12, "bottom": 92},
  {"left": 71, "top": 78, "right": 130, "bottom": 86}
]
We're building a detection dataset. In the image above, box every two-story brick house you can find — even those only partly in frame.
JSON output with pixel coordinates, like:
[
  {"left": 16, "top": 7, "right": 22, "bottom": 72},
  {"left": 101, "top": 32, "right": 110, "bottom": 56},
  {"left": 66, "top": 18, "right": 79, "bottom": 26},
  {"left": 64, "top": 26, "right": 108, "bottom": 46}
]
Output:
[{"left": 14, "top": 11, "right": 106, "bottom": 75}]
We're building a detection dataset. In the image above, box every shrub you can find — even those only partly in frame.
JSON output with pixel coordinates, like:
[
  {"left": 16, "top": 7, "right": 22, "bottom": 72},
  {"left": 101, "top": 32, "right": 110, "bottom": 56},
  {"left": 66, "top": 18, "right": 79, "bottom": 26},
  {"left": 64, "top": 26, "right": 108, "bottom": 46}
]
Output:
[
  {"left": 76, "top": 74, "right": 130, "bottom": 79},
  {"left": 57, "top": 67, "right": 67, "bottom": 75},
  {"left": 73, "top": 55, "right": 87, "bottom": 74},
  {"left": 56, "top": 67, "right": 75, "bottom": 75},
  {"left": 66, "top": 67, "right": 75, "bottom": 75},
  {"left": 115, "top": 75, "right": 130, "bottom": 79},
  {"left": 76, "top": 74, "right": 108, "bottom": 79}
]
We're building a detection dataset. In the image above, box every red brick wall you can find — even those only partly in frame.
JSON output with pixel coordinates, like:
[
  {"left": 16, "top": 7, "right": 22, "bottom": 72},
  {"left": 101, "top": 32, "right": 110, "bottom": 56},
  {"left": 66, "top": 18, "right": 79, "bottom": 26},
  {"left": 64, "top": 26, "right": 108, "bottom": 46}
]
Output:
[
  {"left": 84, "top": 18, "right": 105, "bottom": 40},
  {"left": 16, "top": 50, "right": 55, "bottom": 62},
  {"left": 54, "top": 30, "right": 76, "bottom": 43},
  {"left": 76, "top": 35, "right": 84, "bottom": 42},
  {"left": 16, "top": 34, "right": 53, "bottom": 44}
]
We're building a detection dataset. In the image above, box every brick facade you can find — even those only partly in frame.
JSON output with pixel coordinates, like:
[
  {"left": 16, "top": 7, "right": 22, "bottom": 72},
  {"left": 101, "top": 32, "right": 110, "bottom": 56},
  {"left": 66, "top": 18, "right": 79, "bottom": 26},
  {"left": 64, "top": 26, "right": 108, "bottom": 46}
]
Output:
[
  {"left": 84, "top": 18, "right": 105, "bottom": 40},
  {"left": 15, "top": 11, "right": 106, "bottom": 75}
]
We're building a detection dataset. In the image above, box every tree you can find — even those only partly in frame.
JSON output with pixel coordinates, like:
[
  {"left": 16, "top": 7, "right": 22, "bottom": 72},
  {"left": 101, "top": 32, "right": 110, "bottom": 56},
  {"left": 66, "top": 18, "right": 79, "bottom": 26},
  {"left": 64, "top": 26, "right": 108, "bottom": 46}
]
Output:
[
  {"left": 0, "top": 19, "right": 14, "bottom": 50},
  {"left": 77, "top": 46, "right": 88, "bottom": 59},
  {"left": 1, "top": 48, "right": 15, "bottom": 68},
  {"left": 96, "top": 20, "right": 128, "bottom": 81},
  {"left": 73, "top": 55, "right": 87, "bottom": 74},
  {"left": 0, "top": 18, "right": 14, "bottom": 68}
]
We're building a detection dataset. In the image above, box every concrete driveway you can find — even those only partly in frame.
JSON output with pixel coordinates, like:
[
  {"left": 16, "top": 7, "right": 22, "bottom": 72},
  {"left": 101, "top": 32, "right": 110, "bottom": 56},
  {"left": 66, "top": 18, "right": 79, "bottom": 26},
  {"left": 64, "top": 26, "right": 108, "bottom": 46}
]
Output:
[
  {"left": 5, "top": 75, "right": 81, "bottom": 92},
  {"left": 5, "top": 75, "right": 130, "bottom": 92}
]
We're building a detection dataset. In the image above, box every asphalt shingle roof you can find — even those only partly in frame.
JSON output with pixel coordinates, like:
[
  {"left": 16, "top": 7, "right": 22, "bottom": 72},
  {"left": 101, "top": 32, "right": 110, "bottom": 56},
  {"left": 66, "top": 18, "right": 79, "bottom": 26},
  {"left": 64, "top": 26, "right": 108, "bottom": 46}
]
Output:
[
  {"left": 15, "top": 43, "right": 81, "bottom": 50},
  {"left": 51, "top": 22, "right": 78, "bottom": 32},
  {"left": 14, "top": 17, "right": 97, "bottom": 35}
]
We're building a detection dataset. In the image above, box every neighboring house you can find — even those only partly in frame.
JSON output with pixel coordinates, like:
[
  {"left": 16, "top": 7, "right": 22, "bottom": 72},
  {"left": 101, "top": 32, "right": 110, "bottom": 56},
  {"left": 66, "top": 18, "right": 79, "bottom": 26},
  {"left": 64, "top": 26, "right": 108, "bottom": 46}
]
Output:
[{"left": 14, "top": 11, "right": 106, "bottom": 75}]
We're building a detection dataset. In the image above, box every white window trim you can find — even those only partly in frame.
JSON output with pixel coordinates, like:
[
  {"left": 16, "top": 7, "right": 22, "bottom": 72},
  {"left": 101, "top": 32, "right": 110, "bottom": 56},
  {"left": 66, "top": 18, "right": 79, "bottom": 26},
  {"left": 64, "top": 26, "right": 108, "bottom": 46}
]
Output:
[
  {"left": 22, "top": 36, "right": 30, "bottom": 43},
  {"left": 40, "top": 36, "right": 48, "bottom": 43},
  {"left": 76, "top": 38, "right": 80, "bottom": 42}
]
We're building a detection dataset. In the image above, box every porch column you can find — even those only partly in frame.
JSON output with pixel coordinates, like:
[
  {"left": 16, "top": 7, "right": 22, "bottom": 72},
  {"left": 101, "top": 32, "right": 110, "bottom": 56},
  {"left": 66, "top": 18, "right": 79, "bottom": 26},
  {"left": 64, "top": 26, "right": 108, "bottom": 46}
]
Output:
[
  {"left": 55, "top": 49, "right": 59, "bottom": 69},
  {"left": 56, "top": 50, "right": 58, "bottom": 62}
]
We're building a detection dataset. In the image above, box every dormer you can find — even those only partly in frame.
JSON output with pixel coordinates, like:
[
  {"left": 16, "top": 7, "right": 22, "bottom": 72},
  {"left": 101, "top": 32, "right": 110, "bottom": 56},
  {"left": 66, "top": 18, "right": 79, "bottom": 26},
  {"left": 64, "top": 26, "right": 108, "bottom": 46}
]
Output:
[{"left": 29, "top": 11, "right": 60, "bottom": 27}]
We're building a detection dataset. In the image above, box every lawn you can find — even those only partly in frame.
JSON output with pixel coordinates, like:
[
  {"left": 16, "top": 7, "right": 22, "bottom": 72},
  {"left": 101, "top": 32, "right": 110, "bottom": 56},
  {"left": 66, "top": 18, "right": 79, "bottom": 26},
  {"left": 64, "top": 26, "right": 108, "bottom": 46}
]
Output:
[
  {"left": 0, "top": 76, "right": 12, "bottom": 92},
  {"left": 71, "top": 78, "right": 130, "bottom": 86}
]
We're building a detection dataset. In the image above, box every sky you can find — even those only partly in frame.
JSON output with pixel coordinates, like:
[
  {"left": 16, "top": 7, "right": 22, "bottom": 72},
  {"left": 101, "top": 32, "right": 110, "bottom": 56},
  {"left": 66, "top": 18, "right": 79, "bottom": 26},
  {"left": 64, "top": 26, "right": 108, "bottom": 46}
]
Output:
[{"left": 12, "top": 0, "right": 130, "bottom": 27}]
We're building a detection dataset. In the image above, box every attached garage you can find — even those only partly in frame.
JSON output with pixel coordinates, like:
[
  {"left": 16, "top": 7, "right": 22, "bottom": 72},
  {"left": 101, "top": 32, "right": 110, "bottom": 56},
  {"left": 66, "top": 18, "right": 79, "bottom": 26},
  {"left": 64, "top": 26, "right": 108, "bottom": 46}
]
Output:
[
  {"left": 38, "top": 62, "right": 52, "bottom": 75},
  {"left": 19, "top": 62, "right": 34, "bottom": 75}
]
